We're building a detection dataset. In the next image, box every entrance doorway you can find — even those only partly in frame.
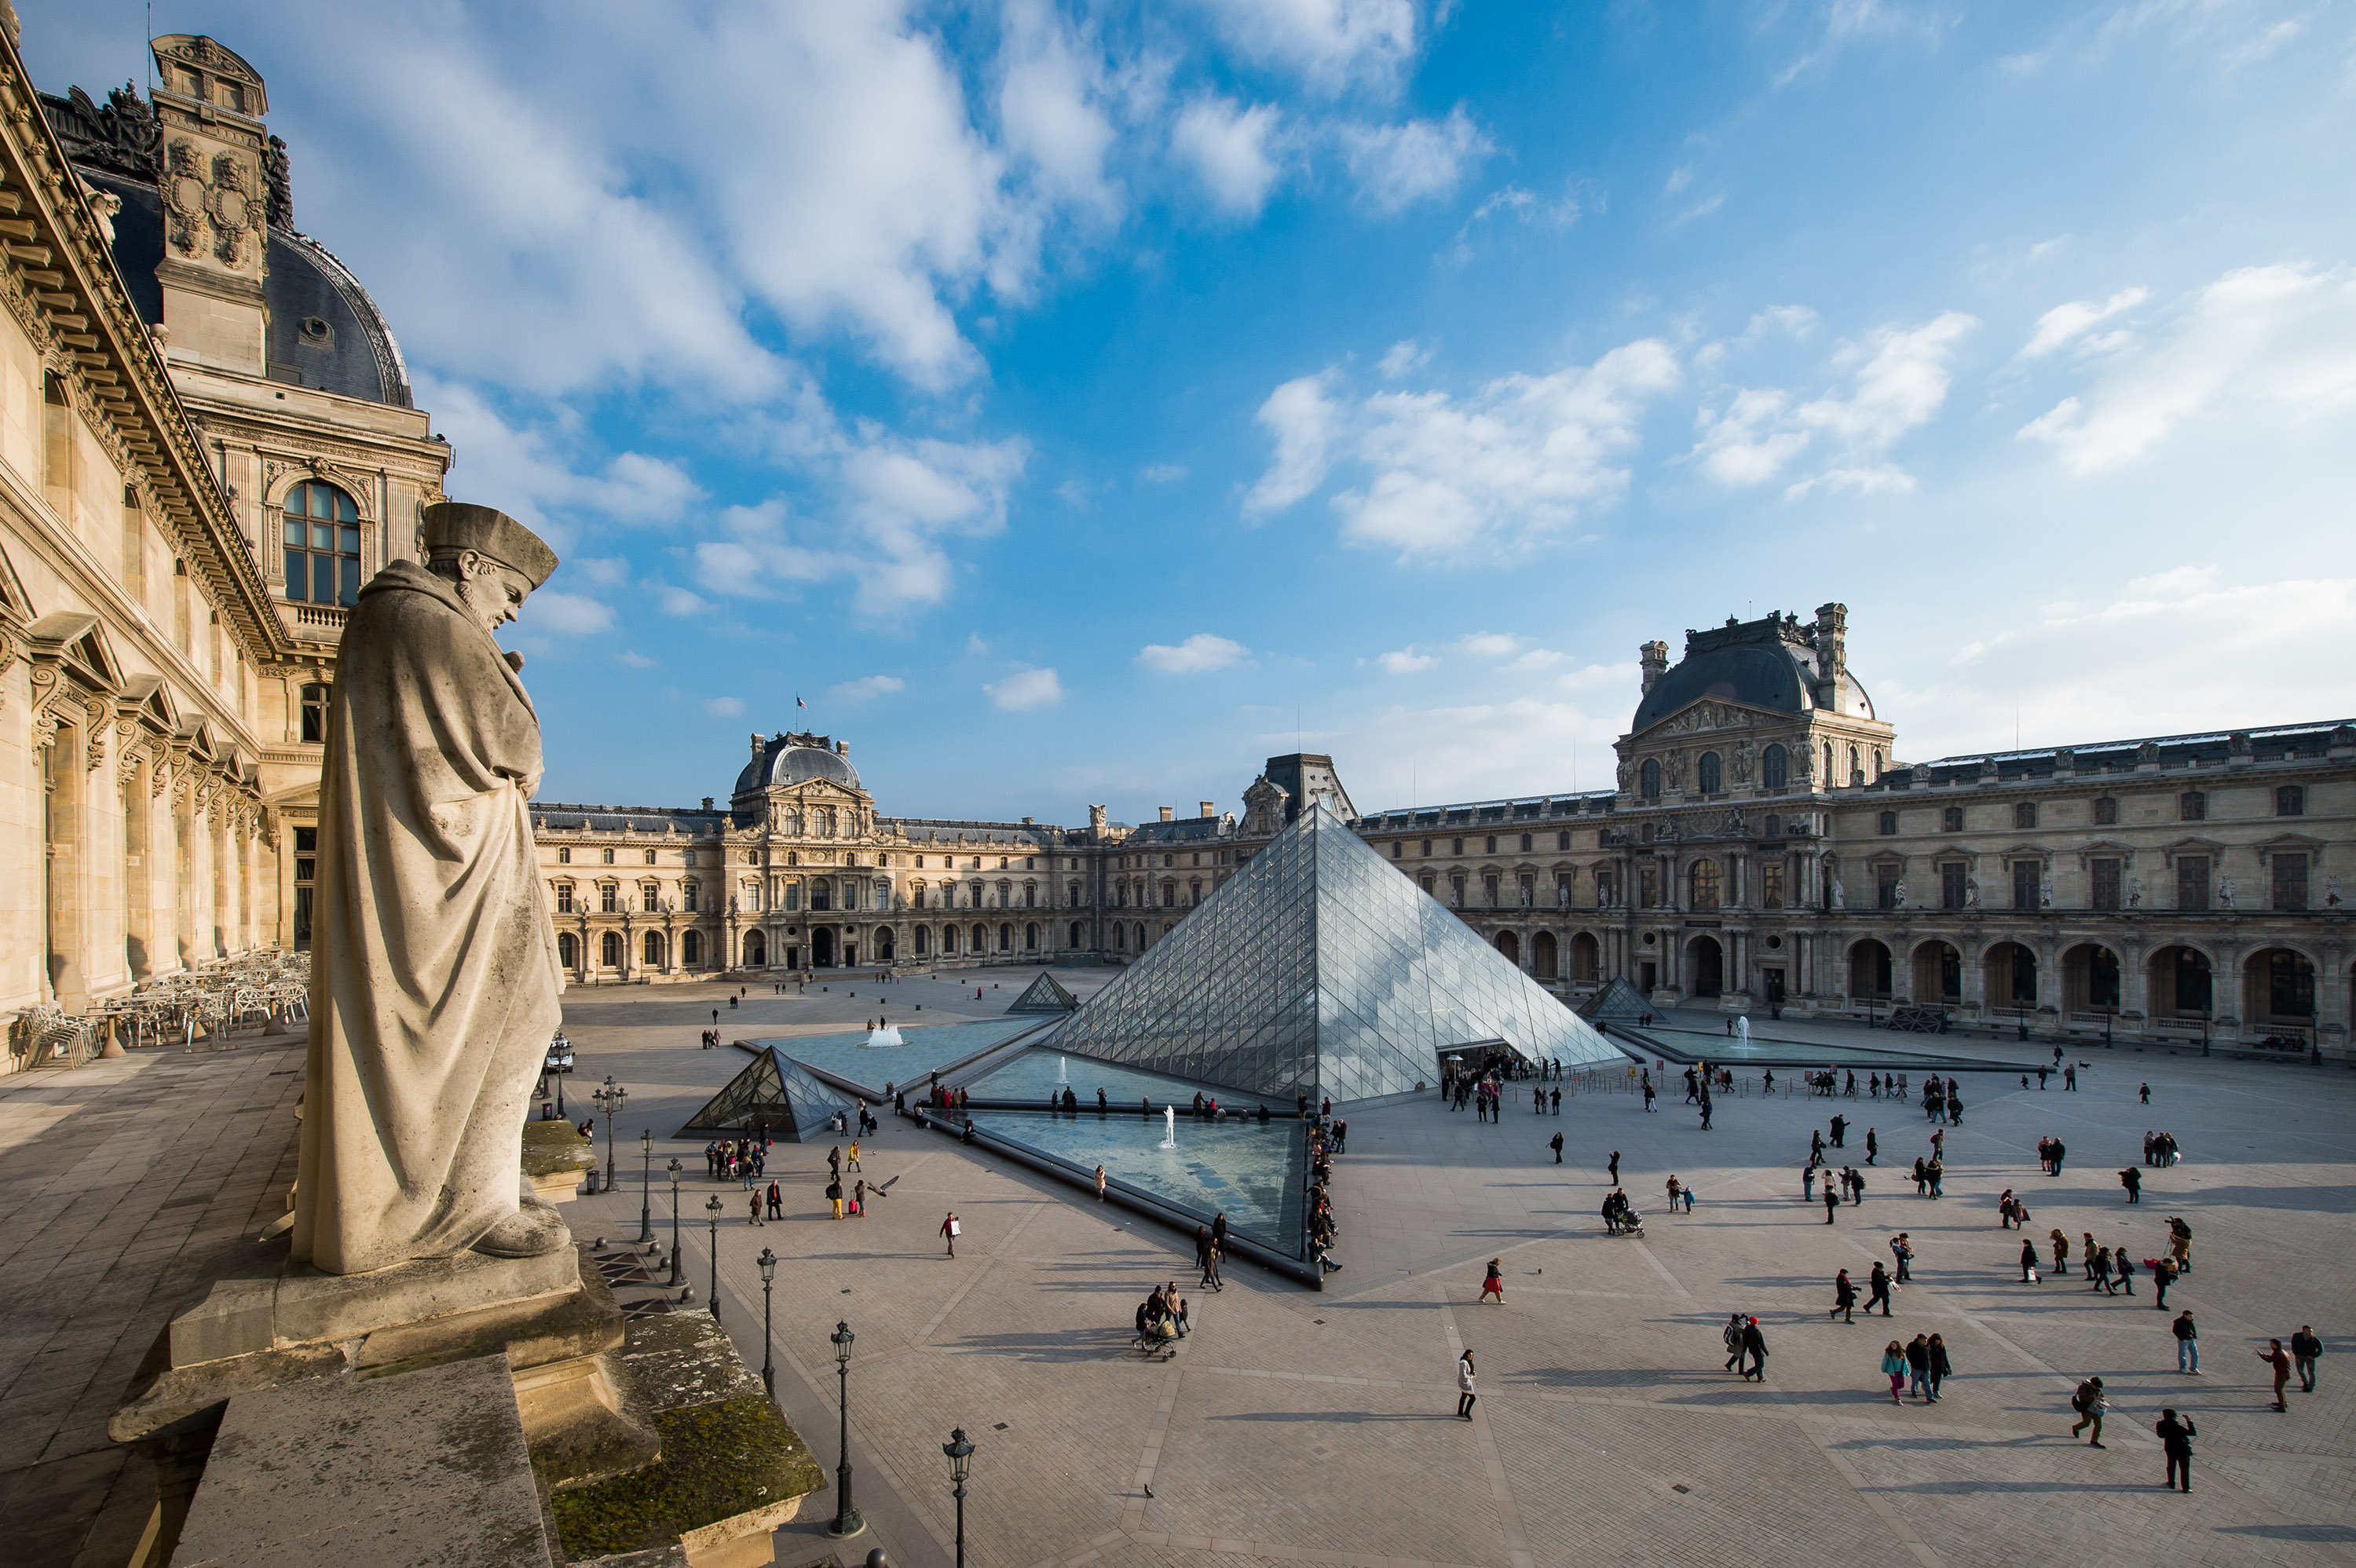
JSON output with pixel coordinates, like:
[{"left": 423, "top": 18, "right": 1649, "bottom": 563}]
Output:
[
  {"left": 1688, "top": 937, "right": 1725, "bottom": 998},
  {"left": 1640, "top": 960, "right": 1658, "bottom": 992},
  {"left": 813, "top": 927, "right": 836, "bottom": 967}
]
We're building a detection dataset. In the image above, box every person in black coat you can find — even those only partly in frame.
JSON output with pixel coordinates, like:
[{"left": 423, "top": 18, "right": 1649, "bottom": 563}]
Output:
[
  {"left": 1925, "top": 1333, "right": 1951, "bottom": 1400},
  {"left": 1740, "top": 1318, "right": 1769, "bottom": 1380},
  {"left": 2156, "top": 1408, "right": 2196, "bottom": 1492},
  {"left": 1830, "top": 1269, "right": 1858, "bottom": 1322},
  {"left": 2120, "top": 1166, "right": 2142, "bottom": 1203}
]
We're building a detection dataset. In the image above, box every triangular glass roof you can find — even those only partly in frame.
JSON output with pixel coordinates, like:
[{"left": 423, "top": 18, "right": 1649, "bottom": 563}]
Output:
[
  {"left": 1006, "top": 972, "right": 1080, "bottom": 1014},
  {"left": 1579, "top": 975, "right": 1652, "bottom": 1021},
  {"left": 678, "top": 1048, "right": 854, "bottom": 1141},
  {"left": 1052, "top": 802, "right": 1626, "bottom": 1103}
]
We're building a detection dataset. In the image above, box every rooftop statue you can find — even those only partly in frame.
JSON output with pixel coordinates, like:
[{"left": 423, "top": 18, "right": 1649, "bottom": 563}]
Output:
[{"left": 293, "top": 503, "right": 569, "bottom": 1275}]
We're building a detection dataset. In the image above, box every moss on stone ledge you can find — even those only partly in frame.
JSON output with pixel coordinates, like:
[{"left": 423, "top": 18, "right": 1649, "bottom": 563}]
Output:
[
  {"left": 549, "top": 1395, "right": 823, "bottom": 1560},
  {"left": 521, "top": 1119, "right": 595, "bottom": 1179}
]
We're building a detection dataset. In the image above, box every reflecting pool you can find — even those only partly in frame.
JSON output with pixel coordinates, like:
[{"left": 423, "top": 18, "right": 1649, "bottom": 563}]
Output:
[
  {"left": 757, "top": 1017, "right": 1046, "bottom": 1098},
  {"left": 969, "top": 1046, "right": 1280, "bottom": 1109},
  {"left": 1619, "top": 1025, "right": 2039, "bottom": 1073},
  {"left": 965, "top": 1107, "right": 1307, "bottom": 1255}
]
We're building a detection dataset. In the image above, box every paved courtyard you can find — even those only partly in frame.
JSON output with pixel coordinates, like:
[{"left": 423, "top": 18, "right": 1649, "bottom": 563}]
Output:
[{"left": 3, "top": 969, "right": 2351, "bottom": 1568}]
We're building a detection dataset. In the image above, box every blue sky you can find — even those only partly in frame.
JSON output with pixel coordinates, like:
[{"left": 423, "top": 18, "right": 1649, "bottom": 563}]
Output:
[{"left": 35, "top": 1, "right": 2356, "bottom": 822}]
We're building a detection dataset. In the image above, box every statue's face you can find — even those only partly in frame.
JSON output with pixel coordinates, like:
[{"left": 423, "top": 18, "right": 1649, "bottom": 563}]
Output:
[{"left": 453, "top": 551, "right": 533, "bottom": 633}]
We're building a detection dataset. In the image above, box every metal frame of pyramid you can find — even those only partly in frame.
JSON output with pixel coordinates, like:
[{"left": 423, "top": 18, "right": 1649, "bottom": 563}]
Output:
[
  {"left": 1051, "top": 802, "right": 1628, "bottom": 1104},
  {"left": 1577, "top": 975, "right": 1653, "bottom": 1022},
  {"left": 678, "top": 1047, "right": 854, "bottom": 1140},
  {"left": 1006, "top": 971, "right": 1079, "bottom": 1014}
]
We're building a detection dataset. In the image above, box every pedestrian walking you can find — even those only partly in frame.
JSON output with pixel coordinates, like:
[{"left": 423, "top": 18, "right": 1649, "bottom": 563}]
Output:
[
  {"left": 1803, "top": 1164, "right": 1816, "bottom": 1200},
  {"left": 2173, "top": 1309, "right": 2200, "bottom": 1372},
  {"left": 2153, "top": 1255, "right": 2178, "bottom": 1307},
  {"left": 750, "top": 1189, "right": 763, "bottom": 1226},
  {"left": 1480, "top": 1259, "right": 1505, "bottom": 1304},
  {"left": 2140, "top": 1081, "right": 2151, "bottom": 1104},
  {"left": 1926, "top": 1332, "right": 1950, "bottom": 1400},
  {"left": 2091, "top": 1245, "right": 2113, "bottom": 1293},
  {"left": 2051, "top": 1229, "right": 2069, "bottom": 1277},
  {"left": 2156, "top": 1408, "right": 2196, "bottom": 1493},
  {"left": 2260, "top": 1338, "right": 2293, "bottom": 1409},
  {"left": 1904, "top": 1333, "right": 1931, "bottom": 1399},
  {"left": 2115, "top": 1251, "right": 2136, "bottom": 1296},
  {"left": 2292, "top": 1325, "right": 2321, "bottom": 1392},
  {"left": 1731, "top": 1315, "right": 1766, "bottom": 1380},
  {"left": 1850, "top": 1166, "right": 1867, "bottom": 1204},
  {"left": 1865, "top": 1128, "right": 1878, "bottom": 1165},
  {"left": 2069, "top": 1376, "right": 2107, "bottom": 1446},
  {"left": 1723, "top": 1312, "right": 1747, "bottom": 1372},
  {"left": 825, "top": 1178, "right": 843, "bottom": 1219},
  {"left": 2120, "top": 1166, "right": 2142, "bottom": 1204},
  {"left": 2083, "top": 1231, "right": 2098, "bottom": 1279},
  {"left": 1890, "top": 1232, "right": 1914, "bottom": 1283},
  {"left": 846, "top": 1139, "right": 862, "bottom": 1171},
  {"left": 1550, "top": 1086, "right": 1561, "bottom": 1115},
  {"left": 766, "top": 1181, "right": 782, "bottom": 1220},
  {"left": 941, "top": 1211, "right": 960, "bottom": 1257},
  {"left": 2021, "top": 1237, "right": 2040, "bottom": 1282},
  {"left": 1666, "top": 1175, "right": 1684, "bottom": 1213},
  {"left": 1457, "top": 1350, "right": 1478, "bottom": 1419},
  {"left": 1866, "top": 1261, "right": 1894, "bottom": 1315},
  {"left": 1095, "top": 1164, "right": 1108, "bottom": 1201},
  {"left": 1882, "top": 1340, "right": 1908, "bottom": 1405},
  {"left": 1549, "top": 1131, "right": 1564, "bottom": 1164},
  {"left": 1831, "top": 1269, "right": 1857, "bottom": 1322}
]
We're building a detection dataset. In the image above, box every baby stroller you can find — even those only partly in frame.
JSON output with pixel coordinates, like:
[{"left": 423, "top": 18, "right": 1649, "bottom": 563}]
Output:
[{"left": 1619, "top": 1208, "right": 1645, "bottom": 1238}]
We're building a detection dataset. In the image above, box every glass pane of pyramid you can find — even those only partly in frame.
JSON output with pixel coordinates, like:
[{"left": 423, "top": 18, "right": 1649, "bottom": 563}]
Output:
[
  {"left": 1054, "top": 802, "right": 1626, "bottom": 1104},
  {"left": 679, "top": 1047, "right": 854, "bottom": 1141},
  {"left": 1006, "top": 972, "right": 1080, "bottom": 1013}
]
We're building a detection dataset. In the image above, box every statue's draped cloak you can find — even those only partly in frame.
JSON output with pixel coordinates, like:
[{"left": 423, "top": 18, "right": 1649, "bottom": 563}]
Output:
[{"left": 293, "top": 561, "right": 565, "bottom": 1274}]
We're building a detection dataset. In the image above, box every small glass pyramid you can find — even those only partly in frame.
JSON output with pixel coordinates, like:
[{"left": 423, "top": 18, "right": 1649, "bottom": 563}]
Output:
[
  {"left": 1006, "top": 972, "right": 1080, "bottom": 1014},
  {"left": 1052, "top": 802, "right": 1626, "bottom": 1103},
  {"left": 679, "top": 1047, "right": 854, "bottom": 1141},
  {"left": 1579, "top": 975, "right": 1652, "bottom": 1021}
]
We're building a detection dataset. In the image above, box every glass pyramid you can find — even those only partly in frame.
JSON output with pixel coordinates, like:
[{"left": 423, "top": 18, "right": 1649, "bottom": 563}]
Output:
[
  {"left": 678, "top": 1047, "right": 854, "bottom": 1141},
  {"left": 1579, "top": 975, "right": 1652, "bottom": 1021},
  {"left": 1006, "top": 972, "right": 1080, "bottom": 1014},
  {"left": 1052, "top": 802, "right": 1626, "bottom": 1104}
]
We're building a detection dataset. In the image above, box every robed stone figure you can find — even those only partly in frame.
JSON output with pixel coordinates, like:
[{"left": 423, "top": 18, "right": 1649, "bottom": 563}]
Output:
[{"left": 293, "top": 503, "right": 569, "bottom": 1275}]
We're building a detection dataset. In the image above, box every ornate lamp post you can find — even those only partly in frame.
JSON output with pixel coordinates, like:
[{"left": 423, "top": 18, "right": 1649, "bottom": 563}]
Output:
[
  {"left": 592, "top": 1076, "right": 627, "bottom": 1192},
  {"left": 665, "top": 1158, "right": 685, "bottom": 1288},
  {"left": 942, "top": 1428, "right": 975, "bottom": 1568},
  {"left": 825, "top": 1320, "right": 863, "bottom": 1537},
  {"left": 704, "top": 1194, "right": 723, "bottom": 1319},
  {"left": 637, "top": 1128, "right": 655, "bottom": 1245},
  {"left": 758, "top": 1250, "right": 781, "bottom": 1398}
]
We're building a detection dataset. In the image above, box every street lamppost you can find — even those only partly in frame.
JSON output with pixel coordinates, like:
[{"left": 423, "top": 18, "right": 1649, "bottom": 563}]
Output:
[
  {"left": 825, "top": 1320, "right": 862, "bottom": 1538},
  {"left": 942, "top": 1428, "right": 975, "bottom": 1568},
  {"left": 704, "top": 1194, "right": 723, "bottom": 1319},
  {"left": 636, "top": 1129, "right": 656, "bottom": 1245},
  {"left": 593, "top": 1076, "right": 627, "bottom": 1193},
  {"left": 758, "top": 1250, "right": 781, "bottom": 1399},
  {"left": 665, "top": 1158, "right": 685, "bottom": 1288}
]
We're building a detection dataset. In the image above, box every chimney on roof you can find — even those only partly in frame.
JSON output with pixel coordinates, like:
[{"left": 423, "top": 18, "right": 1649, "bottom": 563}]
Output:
[
  {"left": 1639, "top": 641, "right": 1669, "bottom": 697},
  {"left": 749, "top": 732, "right": 763, "bottom": 761},
  {"left": 836, "top": 740, "right": 848, "bottom": 756},
  {"left": 701, "top": 797, "right": 713, "bottom": 810},
  {"left": 1813, "top": 602, "right": 1847, "bottom": 710},
  {"left": 1021, "top": 816, "right": 1034, "bottom": 824},
  {"left": 1159, "top": 806, "right": 1175, "bottom": 822},
  {"left": 1199, "top": 801, "right": 1215, "bottom": 818}
]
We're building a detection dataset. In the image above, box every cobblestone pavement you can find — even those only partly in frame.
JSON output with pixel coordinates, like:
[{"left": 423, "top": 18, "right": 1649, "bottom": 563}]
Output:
[{"left": 9, "top": 971, "right": 2351, "bottom": 1568}]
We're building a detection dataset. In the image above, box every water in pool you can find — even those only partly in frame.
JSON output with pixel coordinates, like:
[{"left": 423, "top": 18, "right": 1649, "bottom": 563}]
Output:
[{"left": 965, "top": 1106, "right": 1307, "bottom": 1255}]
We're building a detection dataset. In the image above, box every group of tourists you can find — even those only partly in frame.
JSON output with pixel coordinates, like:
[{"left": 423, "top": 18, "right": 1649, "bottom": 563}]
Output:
[
  {"left": 1308, "top": 1116, "right": 1342, "bottom": 1272},
  {"left": 1920, "top": 1077, "right": 1966, "bottom": 1124},
  {"left": 2142, "top": 1129, "right": 2182, "bottom": 1166},
  {"left": 704, "top": 1134, "right": 769, "bottom": 1182}
]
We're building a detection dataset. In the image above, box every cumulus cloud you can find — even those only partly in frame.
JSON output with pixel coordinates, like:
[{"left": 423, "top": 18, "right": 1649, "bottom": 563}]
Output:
[
  {"left": 1456, "top": 632, "right": 1521, "bottom": 659},
  {"left": 2018, "top": 286, "right": 2150, "bottom": 359},
  {"left": 657, "top": 585, "right": 709, "bottom": 616},
  {"left": 523, "top": 590, "right": 616, "bottom": 635},
  {"left": 1194, "top": 0, "right": 1418, "bottom": 92},
  {"left": 1688, "top": 312, "right": 1976, "bottom": 496},
  {"left": 615, "top": 649, "right": 657, "bottom": 668},
  {"left": 1173, "top": 96, "right": 1289, "bottom": 217},
  {"left": 986, "top": 667, "right": 1066, "bottom": 710},
  {"left": 1248, "top": 341, "right": 1681, "bottom": 555},
  {"left": 830, "top": 674, "right": 908, "bottom": 702},
  {"left": 1376, "top": 340, "right": 1432, "bottom": 378},
  {"left": 704, "top": 696, "right": 746, "bottom": 717},
  {"left": 1375, "top": 647, "right": 1436, "bottom": 673},
  {"left": 1140, "top": 463, "right": 1189, "bottom": 484},
  {"left": 2018, "top": 265, "right": 2356, "bottom": 474},
  {"left": 575, "top": 556, "right": 632, "bottom": 586},
  {"left": 1138, "top": 634, "right": 1249, "bottom": 673},
  {"left": 1242, "top": 373, "right": 1338, "bottom": 515},
  {"left": 1337, "top": 108, "right": 1491, "bottom": 212}
]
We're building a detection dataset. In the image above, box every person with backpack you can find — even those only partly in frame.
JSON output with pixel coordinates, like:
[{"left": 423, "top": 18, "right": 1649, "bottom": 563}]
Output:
[
  {"left": 2120, "top": 1166, "right": 2142, "bottom": 1203},
  {"left": 1723, "top": 1313, "right": 1747, "bottom": 1374},
  {"left": 2069, "top": 1376, "right": 2107, "bottom": 1446}
]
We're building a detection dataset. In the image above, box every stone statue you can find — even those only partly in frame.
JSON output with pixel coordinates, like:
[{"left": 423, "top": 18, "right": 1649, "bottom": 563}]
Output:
[
  {"left": 1664, "top": 752, "right": 1688, "bottom": 791},
  {"left": 1893, "top": 879, "right": 1907, "bottom": 908},
  {"left": 293, "top": 503, "right": 567, "bottom": 1276},
  {"left": 2329, "top": 873, "right": 2343, "bottom": 908},
  {"left": 1965, "top": 878, "right": 1979, "bottom": 907},
  {"left": 1831, "top": 878, "right": 1846, "bottom": 910},
  {"left": 2127, "top": 875, "right": 2142, "bottom": 908},
  {"left": 2218, "top": 878, "right": 2235, "bottom": 908},
  {"left": 1732, "top": 740, "right": 1754, "bottom": 784},
  {"left": 2040, "top": 874, "right": 2055, "bottom": 908}
]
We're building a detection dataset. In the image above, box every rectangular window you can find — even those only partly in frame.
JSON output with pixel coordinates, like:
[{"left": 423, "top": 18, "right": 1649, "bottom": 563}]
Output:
[
  {"left": 2014, "top": 802, "right": 2038, "bottom": 829},
  {"left": 2012, "top": 860, "right": 2040, "bottom": 911},
  {"left": 784, "top": 883, "right": 800, "bottom": 911},
  {"left": 1421, "top": 840, "right": 1432, "bottom": 856},
  {"left": 1557, "top": 831, "right": 1570, "bottom": 851},
  {"left": 1451, "top": 874, "right": 1466, "bottom": 906},
  {"left": 1761, "top": 861, "right": 1785, "bottom": 910},
  {"left": 2272, "top": 853, "right": 2309, "bottom": 912},
  {"left": 292, "top": 827, "right": 317, "bottom": 950},
  {"left": 682, "top": 882, "right": 698, "bottom": 913},
  {"left": 2277, "top": 786, "right": 2305, "bottom": 817},
  {"left": 557, "top": 846, "right": 570, "bottom": 864},
  {"left": 642, "top": 883, "right": 659, "bottom": 912},
  {"left": 683, "top": 849, "right": 697, "bottom": 867},
  {"left": 2180, "top": 791, "right": 2206, "bottom": 821},
  {"left": 1876, "top": 864, "right": 1900, "bottom": 909},
  {"left": 1941, "top": 861, "right": 1966, "bottom": 909},
  {"left": 554, "top": 883, "right": 573, "bottom": 914},
  {"left": 2093, "top": 796, "right": 2119, "bottom": 826},
  {"left": 1420, "top": 873, "right": 1435, "bottom": 896},
  {"left": 1941, "top": 806, "right": 1963, "bottom": 834},
  {"left": 600, "top": 885, "right": 618, "bottom": 913},
  {"left": 602, "top": 848, "right": 615, "bottom": 864},
  {"left": 2176, "top": 856, "right": 2209, "bottom": 912},
  {"left": 1483, "top": 874, "right": 1500, "bottom": 906},
  {"left": 2091, "top": 857, "right": 2122, "bottom": 911}
]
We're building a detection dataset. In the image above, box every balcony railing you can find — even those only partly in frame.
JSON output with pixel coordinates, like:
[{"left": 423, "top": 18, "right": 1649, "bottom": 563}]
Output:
[{"left": 279, "top": 600, "right": 349, "bottom": 640}]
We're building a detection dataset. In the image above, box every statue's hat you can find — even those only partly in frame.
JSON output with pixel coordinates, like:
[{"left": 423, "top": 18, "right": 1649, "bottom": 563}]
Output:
[{"left": 420, "top": 503, "right": 558, "bottom": 589}]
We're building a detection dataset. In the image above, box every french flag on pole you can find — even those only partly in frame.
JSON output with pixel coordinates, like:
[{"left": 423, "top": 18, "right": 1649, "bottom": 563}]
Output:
[{"left": 796, "top": 695, "right": 808, "bottom": 710}]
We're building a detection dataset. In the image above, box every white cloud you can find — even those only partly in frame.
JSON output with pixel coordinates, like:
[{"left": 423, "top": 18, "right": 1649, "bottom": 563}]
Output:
[
  {"left": 1455, "top": 632, "right": 1521, "bottom": 659},
  {"left": 1376, "top": 647, "right": 1436, "bottom": 674},
  {"left": 616, "top": 649, "right": 657, "bottom": 668},
  {"left": 1140, "top": 463, "right": 1190, "bottom": 484},
  {"left": 2019, "top": 286, "right": 2151, "bottom": 359},
  {"left": 1506, "top": 647, "right": 1571, "bottom": 672},
  {"left": 993, "top": 0, "right": 1119, "bottom": 220},
  {"left": 1242, "top": 373, "right": 1337, "bottom": 515},
  {"left": 830, "top": 674, "right": 907, "bottom": 702},
  {"left": 1173, "top": 96, "right": 1288, "bottom": 218},
  {"left": 1138, "top": 634, "right": 1249, "bottom": 673},
  {"left": 1251, "top": 340, "right": 1681, "bottom": 555},
  {"left": 1688, "top": 311, "right": 1976, "bottom": 494},
  {"left": 1338, "top": 108, "right": 1491, "bottom": 212},
  {"left": 524, "top": 590, "right": 615, "bottom": 635},
  {"left": 2019, "top": 265, "right": 2356, "bottom": 474},
  {"left": 1377, "top": 339, "right": 1432, "bottom": 378},
  {"left": 704, "top": 696, "right": 745, "bottom": 717},
  {"left": 576, "top": 556, "right": 632, "bottom": 586},
  {"left": 657, "top": 585, "right": 709, "bottom": 616},
  {"left": 1663, "top": 165, "right": 1693, "bottom": 196},
  {"left": 986, "top": 667, "right": 1065, "bottom": 710},
  {"left": 1193, "top": 0, "right": 1418, "bottom": 92}
]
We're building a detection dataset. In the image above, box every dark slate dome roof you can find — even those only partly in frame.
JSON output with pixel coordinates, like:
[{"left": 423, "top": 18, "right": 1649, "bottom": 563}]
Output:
[
  {"left": 734, "top": 738, "right": 862, "bottom": 797},
  {"left": 1632, "top": 642, "right": 1815, "bottom": 733}
]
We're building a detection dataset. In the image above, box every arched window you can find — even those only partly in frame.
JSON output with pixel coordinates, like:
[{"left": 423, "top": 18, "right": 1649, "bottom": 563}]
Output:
[
  {"left": 1069, "top": 921, "right": 1083, "bottom": 948},
  {"left": 1697, "top": 752, "right": 1722, "bottom": 795},
  {"left": 743, "top": 929, "right": 766, "bottom": 966},
  {"left": 558, "top": 931, "right": 579, "bottom": 969},
  {"left": 1761, "top": 744, "right": 1787, "bottom": 788},
  {"left": 811, "top": 878, "right": 832, "bottom": 911},
  {"left": 1114, "top": 924, "right": 1126, "bottom": 949},
  {"left": 283, "top": 480, "right": 361, "bottom": 606},
  {"left": 1689, "top": 859, "right": 1721, "bottom": 912},
  {"left": 600, "top": 930, "right": 623, "bottom": 968},
  {"left": 973, "top": 923, "right": 987, "bottom": 952},
  {"left": 1823, "top": 741, "right": 1835, "bottom": 784},
  {"left": 642, "top": 930, "right": 664, "bottom": 967},
  {"left": 1847, "top": 744, "right": 1861, "bottom": 784},
  {"left": 942, "top": 926, "right": 957, "bottom": 955},
  {"left": 1025, "top": 923, "right": 1038, "bottom": 951},
  {"left": 682, "top": 929, "right": 703, "bottom": 967},
  {"left": 1640, "top": 758, "right": 1662, "bottom": 799}
]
